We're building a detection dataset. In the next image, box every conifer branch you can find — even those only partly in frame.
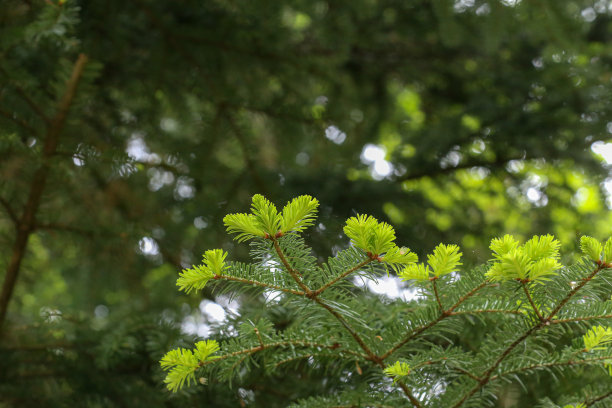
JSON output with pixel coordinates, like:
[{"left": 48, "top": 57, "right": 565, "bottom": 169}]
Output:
[
  {"left": 273, "top": 236, "right": 422, "bottom": 406},
  {"left": 0, "top": 108, "right": 37, "bottom": 134},
  {"left": 452, "top": 263, "right": 606, "bottom": 407},
  {"left": 381, "top": 281, "right": 489, "bottom": 360},
  {"left": 546, "top": 263, "right": 605, "bottom": 319},
  {"left": 213, "top": 275, "right": 306, "bottom": 296},
  {"left": 521, "top": 281, "right": 544, "bottom": 321},
  {"left": 272, "top": 238, "right": 311, "bottom": 294},
  {"left": 0, "top": 197, "right": 18, "bottom": 225},
  {"left": 551, "top": 313, "right": 612, "bottom": 324},
  {"left": 489, "top": 355, "right": 612, "bottom": 382},
  {"left": 311, "top": 257, "right": 374, "bottom": 296},
  {"left": 0, "top": 67, "right": 50, "bottom": 124},
  {"left": 0, "top": 54, "right": 88, "bottom": 330},
  {"left": 432, "top": 278, "right": 443, "bottom": 310},
  {"left": 198, "top": 340, "right": 364, "bottom": 366},
  {"left": 448, "top": 309, "right": 523, "bottom": 316},
  {"left": 585, "top": 389, "right": 612, "bottom": 407}
]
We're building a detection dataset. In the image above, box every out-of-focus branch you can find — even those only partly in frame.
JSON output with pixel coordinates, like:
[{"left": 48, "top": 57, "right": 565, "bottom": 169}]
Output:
[{"left": 0, "top": 54, "right": 89, "bottom": 331}]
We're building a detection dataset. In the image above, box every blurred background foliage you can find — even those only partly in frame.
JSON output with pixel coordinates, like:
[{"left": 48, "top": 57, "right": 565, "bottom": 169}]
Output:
[{"left": 1, "top": 0, "right": 612, "bottom": 406}]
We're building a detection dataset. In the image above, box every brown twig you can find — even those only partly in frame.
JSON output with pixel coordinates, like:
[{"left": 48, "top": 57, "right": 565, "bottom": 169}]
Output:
[
  {"left": 521, "top": 281, "right": 544, "bottom": 321},
  {"left": 0, "top": 197, "right": 18, "bottom": 225},
  {"left": 0, "top": 54, "right": 89, "bottom": 330},
  {"left": 432, "top": 278, "right": 443, "bottom": 310}
]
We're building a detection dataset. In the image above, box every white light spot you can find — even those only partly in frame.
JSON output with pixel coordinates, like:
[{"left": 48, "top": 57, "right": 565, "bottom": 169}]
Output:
[
  {"left": 138, "top": 237, "right": 160, "bottom": 256},
  {"left": 506, "top": 160, "right": 525, "bottom": 173},
  {"left": 581, "top": 7, "right": 597, "bottom": 22},
  {"left": 454, "top": 0, "right": 475, "bottom": 12},
  {"left": 216, "top": 295, "right": 240, "bottom": 316},
  {"left": 440, "top": 150, "right": 462, "bottom": 169},
  {"left": 200, "top": 300, "right": 227, "bottom": 322},
  {"left": 532, "top": 58, "right": 544, "bottom": 69},
  {"left": 325, "top": 125, "right": 346, "bottom": 144},
  {"left": 501, "top": 0, "right": 521, "bottom": 6},
  {"left": 296, "top": 152, "right": 310, "bottom": 165},
  {"left": 40, "top": 307, "right": 62, "bottom": 323},
  {"left": 175, "top": 177, "right": 195, "bottom": 200},
  {"left": 94, "top": 304, "right": 109, "bottom": 319},
  {"left": 361, "top": 144, "right": 394, "bottom": 179},
  {"left": 147, "top": 168, "right": 174, "bottom": 191},
  {"left": 604, "top": 178, "right": 612, "bottom": 209},
  {"left": 592, "top": 141, "right": 612, "bottom": 164},
  {"left": 127, "top": 134, "right": 155, "bottom": 162},
  {"left": 73, "top": 155, "right": 85, "bottom": 166},
  {"left": 160, "top": 117, "right": 178, "bottom": 132},
  {"left": 373, "top": 160, "right": 393, "bottom": 177},
  {"left": 263, "top": 289, "right": 283, "bottom": 304},
  {"left": 194, "top": 216, "right": 208, "bottom": 229},
  {"left": 361, "top": 144, "right": 386, "bottom": 163}
]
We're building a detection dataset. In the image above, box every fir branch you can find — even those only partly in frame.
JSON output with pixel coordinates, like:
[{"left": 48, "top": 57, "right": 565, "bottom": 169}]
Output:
[
  {"left": 448, "top": 309, "right": 523, "bottom": 316},
  {"left": 551, "top": 313, "right": 612, "bottom": 324},
  {"left": 432, "top": 278, "right": 443, "bottom": 310},
  {"left": 585, "top": 389, "right": 612, "bottom": 407},
  {"left": 0, "top": 66, "right": 50, "bottom": 124},
  {"left": 272, "top": 237, "right": 311, "bottom": 294},
  {"left": 522, "top": 281, "right": 544, "bottom": 321},
  {"left": 274, "top": 235, "right": 422, "bottom": 406},
  {"left": 547, "top": 263, "right": 606, "bottom": 319},
  {"left": 380, "top": 281, "right": 489, "bottom": 361},
  {"left": 452, "top": 263, "right": 606, "bottom": 407},
  {"left": 0, "top": 108, "right": 37, "bottom": 134},
  {"left": 0, "top": 54, "right": 88, "bottom": 330},
  {"left": 214, "top": 275, "right": 306, "bottom": 296},
  {"left": 489, "top": 355, "right": 612, "bottom": 382},
  {"left": 0, "top": 197, "right": 18, "bottom": 225},
  {"left": 311, "top": 257, "right": 374, "bottom": 296},
  {"left": 200, "top": 340, "right": 365, "bottom": 367}
]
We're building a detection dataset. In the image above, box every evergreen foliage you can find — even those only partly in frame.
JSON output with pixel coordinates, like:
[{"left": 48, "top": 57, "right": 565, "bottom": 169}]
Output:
[
  {"left": 2, "top": 1, "right": 612, "bottom": 407},
  {"left": 161, "top": 195, "right": 612, "bottom": 407}
]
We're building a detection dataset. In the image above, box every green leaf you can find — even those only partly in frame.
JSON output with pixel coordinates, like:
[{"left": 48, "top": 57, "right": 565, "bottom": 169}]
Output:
[
  {"left": 583, "top": 325, "right": 612, "bottom": 351},
  {"left": 176, "top": 249, "right": 228, "bottom": 294},
  {"left": 522, "top": 234, "right": 560, "bottom": 261},
  {"left": 398, "top": 263, "right": 431, "bottom": 281},
  {"left": 580, "top": 236, "right": 602, "bottom": 262},
  {"left": 251, "top": 194, "right": 282, "bottom": 235},
  {"left": 280, "top": 195, "right": 319, "bottom": 233},
  {"left": 383, "top": 361, "right": 410, "bottom": 382},
  {"left": 427, "top": 243, "right": 462, "bottom": 277},
  {"left": 604, "top": 237, "right": 612, "bottom": 264},
  {"left": 490, "top": 234, "right": 520, "bottom": 259},
  {"left": 224, "top": 213, "right": 265, "bottom": 242}
]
